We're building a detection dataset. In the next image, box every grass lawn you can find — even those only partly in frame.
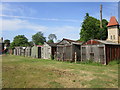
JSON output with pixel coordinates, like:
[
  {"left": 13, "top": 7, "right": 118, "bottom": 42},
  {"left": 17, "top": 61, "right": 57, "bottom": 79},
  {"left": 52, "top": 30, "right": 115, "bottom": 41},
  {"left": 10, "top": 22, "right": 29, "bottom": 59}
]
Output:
[{"left": 2, "top": 55, "right": 118, "bottom": 88}]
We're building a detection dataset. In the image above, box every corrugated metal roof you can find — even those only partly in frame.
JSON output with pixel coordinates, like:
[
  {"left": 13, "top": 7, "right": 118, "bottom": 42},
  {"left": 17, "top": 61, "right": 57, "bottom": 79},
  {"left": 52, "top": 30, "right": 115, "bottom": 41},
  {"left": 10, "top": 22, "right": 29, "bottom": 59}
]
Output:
[
  {"left": 58, "top": 38, "right": 83, "bottom": 45},
  {"left": 96, "top": 40, "right": 119, "bottom": 45},
  {"left": 83, "top": 39, "right": 120, "bottom": 45},
  {"left": 45, "top": 42, "right": 57, "bottom": 47}
]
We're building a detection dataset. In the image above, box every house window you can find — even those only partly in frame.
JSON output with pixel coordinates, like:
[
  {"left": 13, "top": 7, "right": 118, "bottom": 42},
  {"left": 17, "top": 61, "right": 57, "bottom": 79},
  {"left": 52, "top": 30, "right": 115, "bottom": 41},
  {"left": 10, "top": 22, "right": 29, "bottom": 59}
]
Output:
[
  {"left": 111, "top": 35, "right": 112, "bottom": 39},
  {"left": 113, "top": 35, "right": 115, "bottom": 39}
]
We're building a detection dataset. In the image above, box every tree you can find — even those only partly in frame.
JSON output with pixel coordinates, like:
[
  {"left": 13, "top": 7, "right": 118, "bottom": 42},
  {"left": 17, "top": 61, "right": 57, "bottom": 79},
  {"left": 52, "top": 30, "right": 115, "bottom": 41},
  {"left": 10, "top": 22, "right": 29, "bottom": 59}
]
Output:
[
  {"left": 4, "top": 39, "right": 10, "bottom": 44},
  {"left": 10, "top": 35, "right": 29, "bottom": 48},
  {"left": 28, "top": 41, "right": 34, "bottom": 47},
  {"left": 48, "top": 34, "right": 57, "bottom": 43},
  {"left": 47, "top": 40, "right": 54, "bottom": 43},
  {"left": 4, "top": 39, "right": 10, "bottom": 47},
  {"left": 32, "top": 32, "right": 46, "bottom": 45},
  {"left": 80, "top": 13, "right": 108, "bottom": 41}
]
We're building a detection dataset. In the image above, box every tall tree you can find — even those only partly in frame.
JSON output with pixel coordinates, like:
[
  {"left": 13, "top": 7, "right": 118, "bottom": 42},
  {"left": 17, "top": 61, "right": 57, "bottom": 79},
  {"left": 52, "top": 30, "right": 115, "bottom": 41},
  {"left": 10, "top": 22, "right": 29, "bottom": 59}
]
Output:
[
  {"left": 4, "top": 39, "right": 10, "bottom": 47},
  {"left": 10, "top": 35, "right": 29, "bottom": 48},
  {"left": 80, "top": 13, "right": 108, "bottom": 41},
  {"left": 47, "top": 40, "right": 54, "bottom": 43},
  {"left": 28, "top": 41, "right": 34, "bottom": 47},
  {"left": 48, "top": 34, "right": 57, "bottom": 43},
  {"left": 32, "top": 32, "right": 46, "bottom": 45}
]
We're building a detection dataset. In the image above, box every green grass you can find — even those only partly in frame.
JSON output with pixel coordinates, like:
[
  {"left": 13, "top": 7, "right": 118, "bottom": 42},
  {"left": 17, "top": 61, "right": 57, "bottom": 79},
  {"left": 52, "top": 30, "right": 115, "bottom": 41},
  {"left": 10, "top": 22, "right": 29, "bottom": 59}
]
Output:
[{"left": 2, "top": 55, "right": 118, "bottom": 88}]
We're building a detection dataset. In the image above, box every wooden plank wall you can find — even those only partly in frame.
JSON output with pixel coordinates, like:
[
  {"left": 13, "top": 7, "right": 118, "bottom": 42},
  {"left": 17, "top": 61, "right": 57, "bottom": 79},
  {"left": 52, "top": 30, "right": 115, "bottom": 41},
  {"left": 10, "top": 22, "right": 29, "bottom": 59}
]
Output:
[
  {"left": 81, "top": 45, "right": 106, "bottom": 64},
  {"left": 106, "top": 45, "right": 120, "bottom": 64},
  {"left": 56, "top": 45, "right": 73, "bottom": 62}
]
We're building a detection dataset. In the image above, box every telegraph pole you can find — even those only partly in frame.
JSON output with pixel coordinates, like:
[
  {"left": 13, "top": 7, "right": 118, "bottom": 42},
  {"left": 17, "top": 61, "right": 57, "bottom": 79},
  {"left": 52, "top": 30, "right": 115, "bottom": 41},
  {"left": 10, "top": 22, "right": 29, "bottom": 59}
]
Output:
[{"left": 100, "top": 4, "right": 102, "bottom": 28}]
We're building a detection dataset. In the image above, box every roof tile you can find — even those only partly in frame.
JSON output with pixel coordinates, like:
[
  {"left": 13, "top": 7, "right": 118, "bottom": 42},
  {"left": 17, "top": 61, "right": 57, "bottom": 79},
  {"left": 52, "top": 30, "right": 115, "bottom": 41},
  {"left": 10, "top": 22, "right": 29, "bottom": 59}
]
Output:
[{"left": 107, "top": 16, "right": 119, "bottom": 27}]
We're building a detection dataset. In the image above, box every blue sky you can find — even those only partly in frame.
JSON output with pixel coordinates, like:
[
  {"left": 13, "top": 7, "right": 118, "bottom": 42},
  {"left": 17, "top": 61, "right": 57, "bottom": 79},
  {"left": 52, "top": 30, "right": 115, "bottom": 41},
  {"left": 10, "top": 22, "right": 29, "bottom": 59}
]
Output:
[{"left": 0, "top": 2, "right": 118, "bottom": 42}]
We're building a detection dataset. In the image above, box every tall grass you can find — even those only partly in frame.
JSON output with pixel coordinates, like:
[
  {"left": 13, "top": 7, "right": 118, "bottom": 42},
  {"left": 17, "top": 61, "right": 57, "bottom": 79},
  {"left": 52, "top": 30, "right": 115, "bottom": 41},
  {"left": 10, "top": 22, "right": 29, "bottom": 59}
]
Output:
[{"left": 108, "top": 60, "right": 120, "bottom": 65}]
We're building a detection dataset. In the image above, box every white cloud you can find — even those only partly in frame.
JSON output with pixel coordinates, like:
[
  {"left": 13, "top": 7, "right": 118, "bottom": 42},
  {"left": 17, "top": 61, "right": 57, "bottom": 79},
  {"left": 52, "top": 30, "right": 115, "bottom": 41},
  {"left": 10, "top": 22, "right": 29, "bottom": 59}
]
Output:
[
  {"left": 0, "top": 3, "right": 37, "bottom": 17},
  {"left": 0, "top": 18, "right": 48, "bottom": 31},
  {"left": 0, "top": 3, "right": 80, "bottom": 22},
  {"left": 45, "top": 26, "right": 81, "bottom": 40},
  {"left": 0, "top": 14, "right": 80, "bottom": 22},
  {"left": 1, "top": 18, "right": 81, "bottom": 41}
]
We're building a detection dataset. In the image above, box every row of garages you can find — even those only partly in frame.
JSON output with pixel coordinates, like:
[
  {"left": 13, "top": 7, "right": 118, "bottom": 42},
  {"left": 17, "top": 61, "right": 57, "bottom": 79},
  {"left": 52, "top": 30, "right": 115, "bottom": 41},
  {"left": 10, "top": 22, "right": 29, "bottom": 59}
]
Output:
[{"left": 9, "top": 38, "right": 120, "bottom": 65}]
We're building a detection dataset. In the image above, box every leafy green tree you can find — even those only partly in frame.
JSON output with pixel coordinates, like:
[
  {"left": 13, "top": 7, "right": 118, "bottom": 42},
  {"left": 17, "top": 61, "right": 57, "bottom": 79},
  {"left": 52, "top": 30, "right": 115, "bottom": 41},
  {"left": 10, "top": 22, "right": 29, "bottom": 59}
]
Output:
[
  {"left": 48, "top": 34, "right": 57, "bottom": 42},
  {"left": 97, "top": 19, "right": 108, "bottom": 40},
  {"left": 32, "top": 32, "right": 46, "bottom": 45},
  {"left": 10, "top": 42, "right": 15, "bottom": 49},
  {"left": 10, "top": 35, "right": 29, "bottom": 48},
  {"left": 28, "top": 41, "right": 34, "bottom": 47},
  {"left": 80, "top": 13, "right": 108, "bottom": 41},
  {"left": 4, "top": 39, "right": 10, "bottom": 47},
  {"left": 4, "top": 39, "right": 10, "bottom": 44},
  {"left": 48, "top": 40, "right": 54, "bottom": 43}
]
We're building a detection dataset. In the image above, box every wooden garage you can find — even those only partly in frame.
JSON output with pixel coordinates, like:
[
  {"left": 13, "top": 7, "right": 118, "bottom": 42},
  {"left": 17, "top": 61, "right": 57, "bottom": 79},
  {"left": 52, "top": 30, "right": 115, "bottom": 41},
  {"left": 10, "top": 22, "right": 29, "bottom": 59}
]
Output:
[
  {"left": 14, "top": 47, "right": 22, "bottom": 56},
  {"left": 14, "top": 47, "right": 26, "bottom": 56},
  {"left": 25, "top": 47, "right": 31, "bottom": 57},
  {"left": 31, "top": 45, "right": 42, "bottom": 58},
  {"left": 41, "top": 42, "right": 57, "bottom": 59},
  {"left": 81, "top": 39, "right": 120, "bottom": 64},
  {"left": 56, "top": 38, "right": 83, "bottom": 62}
]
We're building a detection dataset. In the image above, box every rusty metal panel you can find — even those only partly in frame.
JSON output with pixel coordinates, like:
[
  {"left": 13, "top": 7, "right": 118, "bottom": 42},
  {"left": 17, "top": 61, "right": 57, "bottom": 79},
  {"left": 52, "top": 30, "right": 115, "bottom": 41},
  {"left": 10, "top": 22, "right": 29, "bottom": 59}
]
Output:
[
  {"left": 81, "top": 46, "right": 86, "bottom": 61},
  {"left": 81, "top": 45, "right": 106, "bottom": 64},
  {"left": 83, "top": 40, "right": 101, "bottom": 45},
  {"left": 64, "top": 45, "right": 72, "bottom": 61},
  {"left": 57, "top": 45, "right": 64, "bottom": 61},
  {"left": 105, "top": 45, "right": 120, "bottom": 64},
  {"left": 56, "top": 45, "right": 73, "bottom": 62}
]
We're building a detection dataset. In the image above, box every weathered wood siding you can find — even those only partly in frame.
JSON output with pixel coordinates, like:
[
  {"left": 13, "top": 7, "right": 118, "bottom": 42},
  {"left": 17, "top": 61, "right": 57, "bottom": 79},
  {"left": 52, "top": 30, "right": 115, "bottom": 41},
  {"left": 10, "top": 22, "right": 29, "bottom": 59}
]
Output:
[
  {"left": 15, "top": 47, "right": 22, "bottom": 56},
  {"left": 13, "top": 49, "right": 17, "bottom": 55},
  {"left": 73, "top": 44, "right": 81, "bottom": 61},
  {"left": 57, "top": 44, "right": 81, "bottom": 62},
  {"left": 81, "top": 45, "right": 106, "bottom": 64},
  {"left": 41, "top": 44, "right": 51, "bottom": 59},
  {"left": 31, "top": 46, "right": 41, "bottom": 58},
  {"left": 41, "top": 42, "right": 57, "bottom": 59},
  {"left": 105, "top": 44, "right": 120, "bottom": 64},
  {"left": 25, "top": 47, "right": 31, "bottom": 57},
  {"left": 56, "top": 45, "right": 64, "bottom": 61}
]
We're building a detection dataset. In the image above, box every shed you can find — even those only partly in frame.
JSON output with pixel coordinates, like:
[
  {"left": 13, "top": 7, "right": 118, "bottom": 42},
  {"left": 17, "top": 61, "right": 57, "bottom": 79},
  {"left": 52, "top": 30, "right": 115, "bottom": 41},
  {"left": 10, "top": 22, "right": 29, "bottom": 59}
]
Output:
[
  {"left": 21, "top": 47, "right": 26, "bottom": 56},
  {"left": 81, "top": 39, "right": 120, "bottom": 64},
  {"left": 15, "top": 47, "right": 22, "bottom": 55},
  {"left": 56, "top": 38, "right": 83, "bottom": 62},
  {"left": 31, "top": 45, "right": 42, "bottom": 58},
  {"left": 13, "top": 48, "right": 17, "bottom": 55},
  {"left": 41, "top": 42, "right": 57, "bottom": 59},
  {"left": 14, "top": 47, "right": 26, "bottom": 56},
  {"left": 25, "top": 47, "right": 31, "bottom": 57}
]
